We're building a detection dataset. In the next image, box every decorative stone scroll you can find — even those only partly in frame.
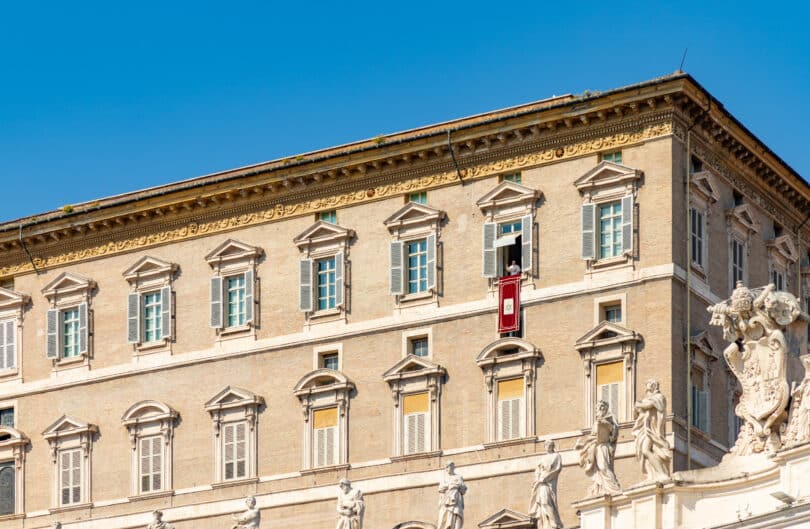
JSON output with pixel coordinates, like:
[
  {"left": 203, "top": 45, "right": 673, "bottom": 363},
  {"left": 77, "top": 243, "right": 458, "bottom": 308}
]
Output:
[{"left": 708, "top": 282, "right": 807, "bottom": 454}]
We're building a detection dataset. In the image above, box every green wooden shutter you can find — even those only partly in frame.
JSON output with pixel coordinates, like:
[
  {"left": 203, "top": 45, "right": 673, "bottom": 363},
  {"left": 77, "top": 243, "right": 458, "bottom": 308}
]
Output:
[
  {"left": 521, "top": 214, "right": 533, "bottom": 272},
  {"left": 244, "top": 270, "right": 254, "bottom": 324},
  {"left": 210, "top": 277, "right": 223, "bottom": 328},
  {"left": 46, "top": 309, "right": 58, "bottom": 359},
  {"left": 621, "top": 194, "right": 634, "bottom": 255},
  {"left": 334, "top": 251, "right": 344, "bottom": 307},
  {"left": 78, "top": 303, "right": 88, "bottom": 356},
  {"left": 160, "top": 286, "right": 172, "bottom": 339},
  {"left": 426, "top": 234, "right": 437, "bottom": 290}
]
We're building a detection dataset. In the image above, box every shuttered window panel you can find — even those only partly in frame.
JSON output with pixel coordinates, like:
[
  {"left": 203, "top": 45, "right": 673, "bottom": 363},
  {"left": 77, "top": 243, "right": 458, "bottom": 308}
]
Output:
[
  {"left": 389, "top": 241, "right": 404, "bottom": 295},
  {"left": 621, "top": 194, "right": 634, "bottom": 255},
  {"left": 210, "top": 276, "right": 223, "bottom": 328},
  {"left": 314, "top": 426, "right": 337, "bottom": 467},
  {"left": 127, "top": 293, "right": 140, "bottom": 344},
  {"left": 60, "top": 449, "right": 81, "bottom": 505},
  {"left": 521, "top": 214, "right": 533, "bottom": 272},
  {"left": 499, "top": 397, "right": 523, "bottom": 440},
  {"left": 299, "top": 259, "right": 313, "bottom": 312},
  {"left": 334, "top": 251, "right": 344, "bottom": 307},
  {"left": 0, "top": 320, "right": 12, "bottom": 370},
  {"left": 140, "top": 435, "right": 163, "bottom": 493},
  {"left": 698, "top": 390, "right": 709, "bottom": 432},
  {"left": 426, "top": 234, "right": 437, "bottom": 290},
  {"left": 46, "top": 309, "right": 58, "bottom": 359},
  {"left": 600, "top": 383, "right": 621, "bottom": 420},
  {"left": 404, "top": 412, "right": 427, "bottom": 454},
  {"left": 160, "top": 286, "right": 172, "bottom": 339},
  {"left": 244, "top": 270, "right": 254, "bottom": 323},
  {"left": 581, "top": 203, "right": 595, "bottom": 260},
  {"left": 78, "top": 302, "right": 88, "bottom": 356},
  {"left": 482, "top": 222, "right": 497, "bottom": 277}
]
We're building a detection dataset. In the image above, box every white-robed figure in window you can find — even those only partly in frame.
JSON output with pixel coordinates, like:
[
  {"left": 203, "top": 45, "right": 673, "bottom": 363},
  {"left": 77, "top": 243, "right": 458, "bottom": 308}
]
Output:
[
  {"left": 336, "top": 478, "right": 364, "bottom": 529},
  {"left": 529, "top": 440, "right": 563, "bottom": 529},
  {"left": 437, "top": 461, "right": 467, "bottom": 529}
]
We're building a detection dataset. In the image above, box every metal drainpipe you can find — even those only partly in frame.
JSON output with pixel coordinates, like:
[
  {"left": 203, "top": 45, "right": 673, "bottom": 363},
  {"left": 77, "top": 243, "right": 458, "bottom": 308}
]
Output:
[{"left": 685, "top": 128, "right": 692, "bottom": 470}]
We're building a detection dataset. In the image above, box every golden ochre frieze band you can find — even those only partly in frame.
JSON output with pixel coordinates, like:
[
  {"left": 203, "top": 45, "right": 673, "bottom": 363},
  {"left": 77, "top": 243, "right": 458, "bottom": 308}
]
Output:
[{"left": 0, "top": 121, "right": 673, "bottom": 278}]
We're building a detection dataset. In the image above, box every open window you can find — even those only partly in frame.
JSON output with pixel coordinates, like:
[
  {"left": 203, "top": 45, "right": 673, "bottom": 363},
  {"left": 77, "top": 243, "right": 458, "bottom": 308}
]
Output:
[{"left": 477, "top": 181, "right": 541, "bottom": 281}]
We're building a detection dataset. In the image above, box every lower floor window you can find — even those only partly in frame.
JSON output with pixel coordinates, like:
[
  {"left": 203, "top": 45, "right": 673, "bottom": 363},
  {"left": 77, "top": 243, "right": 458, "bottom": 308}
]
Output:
[
  {"left": 596, "top": 362, "right": 624, "bottom": 421},
  {"left": 313, "top": 407, "right": 338, "bottom": 467},
  {"left": 497, "top": 379, "right": 524, "bottom": 440},
  {"left": 0, "top": 462, "right": 13, "bottom": 515},
  {"left": 60, "top": 449, "right": 82, "bottom": 506},
  {"left": 403, "top": 392, "right": 429, "bottom": 454},
  {"left": 223, "top": 422, "right": 247, "bottom": 480},
  {"left": 139, "top": 435, "right": 163, "bottom": 493}
]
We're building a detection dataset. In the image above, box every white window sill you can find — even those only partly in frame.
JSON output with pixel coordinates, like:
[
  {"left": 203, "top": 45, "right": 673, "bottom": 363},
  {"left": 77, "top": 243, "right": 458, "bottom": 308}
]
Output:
[
  {"left": 390, "top": 449, "right": 442, "bottom": 462},
  {"left": 310, "top": 307, "right": 342, "bottom": 319},
  {"left": 49, "top": 502, "right": 92, "bottom": 514},
  {"left": 590, "top": 254, "right": 632, "bottom": 269},
  {"left": 300, "top": 463, "right": 350, "bottom": 475},
  {"left": 483, "top": 436, "right": 537, "bottom": 449},
  {"left": 218, "top": 323, "right": 253, "bottom": 337},
  {"left": 127, "top": 489, "right": 174, "bottom": 501},
  {"left": 134, "top": 339, "right": 170, "bottom": 354},
  {"left": 52, "top": 354, "right": 90, "bottom": 373},
  {"left": 0, "top": 368, "right": 19, "bottom": 380},
  {"left": 211, "top": 477, "right": 259, "bottom": 489}
]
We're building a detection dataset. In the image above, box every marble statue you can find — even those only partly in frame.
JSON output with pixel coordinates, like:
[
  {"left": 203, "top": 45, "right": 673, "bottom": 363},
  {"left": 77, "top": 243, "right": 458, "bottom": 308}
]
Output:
[
  {"left": 147, "top": 511, "right": 174, "bottom": 529},
  {"left": 576, "top": 400, "right": 621, "bottom": 496},
  {"left": 631, "top": 379, "right": 671, "bottom": 482},
  {"left": 707, "top": 282, "right": 804, "bottom": 454},
  {"left": 231, "top": 496, "right": 260, "bottom": 529},
  {"left": 336, "top": 478, "right": 364, "bottom": 529},
  {"left": 437, "top": 461, "right": 467, "bottom": 529},
  {"left": 784, "top": 355, "right": 810, "bottom": 446},
  {"left": 529, "top": 439, "right": 563, "bottom": 529}
]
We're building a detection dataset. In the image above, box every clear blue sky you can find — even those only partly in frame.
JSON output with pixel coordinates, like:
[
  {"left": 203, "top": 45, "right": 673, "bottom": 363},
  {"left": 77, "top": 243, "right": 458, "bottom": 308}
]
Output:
[{"left": 1, "top": 1, "right": 808, "bottom": 223}]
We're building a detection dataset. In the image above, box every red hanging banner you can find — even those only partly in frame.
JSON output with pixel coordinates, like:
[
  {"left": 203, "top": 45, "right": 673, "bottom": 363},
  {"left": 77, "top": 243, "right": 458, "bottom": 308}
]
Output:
[{"left": 498, "top": 274, "right": 521, "bottom": 333}]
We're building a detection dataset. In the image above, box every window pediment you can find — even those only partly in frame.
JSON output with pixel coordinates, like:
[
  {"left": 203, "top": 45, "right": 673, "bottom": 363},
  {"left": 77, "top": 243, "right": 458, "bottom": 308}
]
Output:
[
  {"left": 0, "top": 426, "right": 28, "bottom": 449},
  {"left": 294, "top": 221, "right": 354, "bottom": 251},
  {"left": 575, "top": 321, "right": 640, "bottom": 352},
  {"left": 205, "top": 239, "right": 263, "bottom": 268},
  {"left": 204, "top": 386, "right": 264, "bottom": 412},
  {"left": 121, "top": 400, "right": 178, "bottom": 426},
  {"left": 294, "top": 368, "right": 354, "bottom": 396},
  {"left": 42, "top": 415, "right": 97, "bottom": 442},
  {"left": 41, "top": 272, "right": 95, "bottom": 300},
  {"left": 691, "top": 171, "right": 719, "bottom": 204},
  {"left": 383, "top": 355, "right": 446, "bottom": 382},
  {"left": 726, "top": 204, "right": 760, "bottom": 234},
  {"left": 0, "top": 287, "right": 29, "bottom": 312},
  {"left": 479, "top": 508, "right": 533, "bottom": 529},
  {"left": 574, "top": 161, "right": 642, "bottom": 193},
  {"left": 384, "top": 203, "right": 446, "bottom": 234},
  {"left": 476, "top": 181, "right": 541, "bottom": 217},
  {"left": 122, "top": 256, "right": 178, "bottom": 284},
  {"left": 476, "top": 337, "right": 541, "bottom": 367},
  {"left": 767, "top": 234, "right": 798, "bottom": 264},
  {"left": 393, "top": 523, "right": 436, "bottom": 529},
  {"left": 690, "top": 330, "right": 718, "bottom": 363}
]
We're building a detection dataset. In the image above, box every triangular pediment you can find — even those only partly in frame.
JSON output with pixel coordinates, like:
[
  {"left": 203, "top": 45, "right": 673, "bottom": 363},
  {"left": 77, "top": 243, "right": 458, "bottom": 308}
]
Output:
[
  {"left": 384, "top": 202, "right": 445, "bottom": 229},
  {"left": 768, "top": 234, "right": 799, "bottom": 263},
  {"left": 690, "top": 330, "right": 718, "bottom": 361},
  {"left": 204, "top": 386, "right": 264, "bottom": 411},
  {"left": 205, "top": 239, "right": 263, "bottom": 265},
  {"left": 383, "top": 355, "right": 446, "bottom": 380},
  {"left": 294, "top": 221, "right": 354, "bottom": 248},
  {"left": 41, "top": 271, "right": 94, "bottom": 298},
  {"left": 479, "top": 508, "right": 532, "bottom": 528},
  {"left": 122, "top": 255, "right": 177, "bottom": 281},
  {"left": 691, "top": 171, "right": 719, "bottom": 203},
  {"left": 42, "top": 415, "right": 96, "bottom": 438},
  {"left": 574, "top": 161, "right": 642, "bottom": 191},
  {"left": 0, "top": 287, "right": 29, "bottom": 310},
  {"left": 726, "top": 204, "right": 760, "bottom": 234},
  {"left": 476, "top": 181, "right": 540, "bottom": 211},
  {"left": 575, "top": 321, "right": 640, "bottom": 350}
]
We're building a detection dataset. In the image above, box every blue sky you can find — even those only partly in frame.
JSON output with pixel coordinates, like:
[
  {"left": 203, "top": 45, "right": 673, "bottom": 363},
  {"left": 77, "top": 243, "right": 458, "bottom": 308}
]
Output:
[{"left": 1, "top": 1, "right": 808, "bottom": 223}]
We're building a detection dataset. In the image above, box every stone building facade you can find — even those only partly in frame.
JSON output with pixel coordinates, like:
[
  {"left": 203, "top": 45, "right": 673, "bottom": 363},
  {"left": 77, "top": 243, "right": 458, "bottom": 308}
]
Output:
[{"left": 0, "top": 73, "right": 806, "bottom": 529}]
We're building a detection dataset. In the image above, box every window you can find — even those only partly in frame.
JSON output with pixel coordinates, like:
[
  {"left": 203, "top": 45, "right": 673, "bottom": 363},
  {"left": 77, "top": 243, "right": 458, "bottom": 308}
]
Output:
[
  {"left": 317, "top": 257, "right": 337, "bottom": 311},
  {"left": 124, "top": 256, "right": 177, "bottom": 350},
  {"left": 596, "top": 362, "right": 623, "bottom": 420},
  {"left": 497, "top": 379, "right": 524, "bottom": 441},
  {"left": 691, "top": 368, "right": 709, "bottom": 432},
  {"left": 402, "top": 393, "right": 429, "bottom": 454},
  {"left": 691, "top": 208, "right": 705, "bottom": 268},
  {"left": 478, "top": 182, "right": 539, "bottom": 280},
  {"left": 142, "top": 291, "right": 163, "bottom": 342},
  {"left": 0, "top": 319, "right": 15, "bottom": 370},
  {"left": 408, "top": 192, "right": 427, "bottom": 204},
  {"left": 602, "top": 304, "right": 622, "bottom": 324},
  {"left": 321, "top": 353, "right": 339, "bottom": 370},
  {"left": 598, "top": 202, "right": 623, "bottom": 259},
  {"left": 503, "top": 172, "right": 522, "bottom": 184},
  {"left": 602, "top": 151, "right": 622, "bottom": 164},
  {"left": 43, "top": 273, "right": 94, "bottom": 366},
  {"left": 0, "top": 424, "right": 28, "bottom": 515},
  {"left": 492, "top": 218, "right": 528, "bottom": 277},
  {"left": 61, "top": 307, "right": 81, "bottom": 358},
  {"left": 59, "top": 448, "right": 82, "bottom": 506},
  {"left": 731, "top": 239, "right": 745, "bottom": 285},
  {"left": 206, "top": 240, "right": 262, "bottom": 334},
  {"left": 406, "top": 240, "right": 428, "bottom": 294},
  {"left": 767, "top": 235, "right": 798, "bottom": 293},
  {"left": 312, "top": 407, "right": 338, "bottom": 467},
  {"left": 226, "top": 275, "right": 247, "bottom": 327},
  {"left": 205, "top": 387, "right": 262, "bottom": 483},
  {"left": 0, "top": 461, "right": 13, "bottom": 515},
  {"left": 122, "top": 400, "right": 178, "bottom": 496},
  {"left": 319, "top": 210, "right": 338, "bottom": 223},
  {"left": 0, "top": 409, "right": 13, "bottom": 427},
  {"left": 772, "top": 269, "right": 785, "bottom": 291},
  {"left": 409, "top": 337, "right": 429, "bottom": 357}
]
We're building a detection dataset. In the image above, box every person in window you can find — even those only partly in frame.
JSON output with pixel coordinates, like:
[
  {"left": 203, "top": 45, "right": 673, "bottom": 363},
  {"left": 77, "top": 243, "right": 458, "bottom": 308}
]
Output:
[{"left": 506, "top": 260, "right": 521, "bottom": 276}]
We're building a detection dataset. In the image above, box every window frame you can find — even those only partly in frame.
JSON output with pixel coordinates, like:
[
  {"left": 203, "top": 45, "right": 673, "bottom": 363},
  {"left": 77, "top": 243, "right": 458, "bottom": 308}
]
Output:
[
  {"left": 123, "top": 256, "right": 177, "bottom": 354},
  {"left": 204, "top": 386, "right": 263, "bottom": 485},
  {"left": 206, "top": 239, "right": 262, "bottom": 338},
  {"left": 43, "top": 415, "right": 97, "bottom": 510},
  {"left": 121, "top": 400, "right": 178, "bottom": 498},
  {"left": 319, "top": 210, "right": 338, "bottom": 223},
  {"left": 0, "top": 287, "right": 27, "bottom": 380},
  {"left": 407, "top": 192, "right": 427, "bottom": 204},
  {"left": 767, "top": 234, "right": 799, "bottom": 293},
  {"left": 725, "top": 203, "right": 759, "bottom": 295},
  {"left": 0, "top": 420, "right": 28, "bottom": 516},
  {"left": 42, "top": 272, "right": 95, "bottom": 371},
  {"left": 294, "top": 370, "right": 354, "bottom": 470},
  {"left": 689, "top": 170, "right": 718, "bottom": 278}
]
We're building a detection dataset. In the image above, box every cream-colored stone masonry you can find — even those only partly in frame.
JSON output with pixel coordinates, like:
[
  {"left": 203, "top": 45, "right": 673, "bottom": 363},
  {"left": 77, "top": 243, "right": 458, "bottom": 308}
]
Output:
[{"left": 0, "top": 75, "right": 807, "bottom": 529}]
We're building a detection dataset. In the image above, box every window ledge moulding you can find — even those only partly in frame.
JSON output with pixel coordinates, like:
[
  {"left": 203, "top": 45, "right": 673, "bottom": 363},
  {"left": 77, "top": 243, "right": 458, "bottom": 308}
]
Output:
[
  {"left": 299, "top": 463, "right": 351, "bottom": 476},
  {"left": 210, "top": 477, "right": 259, "bottom": 490},
  {"left": 127, "top": 490, "right": 175, "bottom": 502},
  {"left": 482, "top": 436, "right": 538, "bottom": 450},
  {"left": 218, "top": 324, "right": 254, "bottom": 338},
  {"left": 48, "top": 502, "right": 93, "bottom": 515},
  {"left": 389, "top": 449, "right": 443, "bottom": 463}
]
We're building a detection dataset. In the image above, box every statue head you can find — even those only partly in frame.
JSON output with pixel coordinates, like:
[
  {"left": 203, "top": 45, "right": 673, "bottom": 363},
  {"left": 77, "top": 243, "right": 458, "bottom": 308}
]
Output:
[
  {"left": 53, "top": 523, "right": 62, "bottom": 529},
  {"left": 445, "top": 461, "right": 456, "bottom": 474},
  {"left": 545, "top": 439, "right": 556, "bottom": 453},
  {"left": 730, "top": 281, "right": 754, "bottom": 314},
  {"left": 646, "top": 379, "right": 660, "bottom": 393},
  {"left": 596, "top": 399, "right": 609, "bottom": 417},
  {"left": 339, "top": 478, "right": 351, "bottom": 492},
  {"left": 153, "top": 510, "right": 163, "bottom": 521},
  {"left": 245, "top": 496, "right": 256, "bottom": 509}
]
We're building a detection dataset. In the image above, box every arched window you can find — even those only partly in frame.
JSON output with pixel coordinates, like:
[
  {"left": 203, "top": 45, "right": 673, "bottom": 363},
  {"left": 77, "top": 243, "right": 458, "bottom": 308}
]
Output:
[
  {"left": 121, "top": 400, "right": 179, "bottom": 496},
  {"left": 0, "top": 425, "right": 28, "bottom": 515}
]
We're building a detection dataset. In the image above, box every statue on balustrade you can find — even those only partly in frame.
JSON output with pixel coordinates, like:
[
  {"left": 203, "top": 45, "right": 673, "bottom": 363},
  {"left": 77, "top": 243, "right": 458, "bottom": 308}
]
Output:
[
  {"left": 231, "top": 496, "right": 261, "bottom": 529},
  {"left": 336, "top": 478, "right": 364, "bottom": 529},
  {"left": 148, "top": 510, "right": 174, "bottom": 529},
  {"left": 576, "top": 400, "right": 621, "bottom": 496},
  {"left": 437, "top": 461, "right": 467, "bottom": 529},
  {"left": 785, "top": 354, "right": 810, "bottom": 446},
  {"left": 708, "top": 282, "right": 806, "bottom": 454},
  {"left": 632, "top": 379, "right": 671, "bottom": 482},
  {"left": 529, "top": 439, "right": 563, "bottom": 529}
]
